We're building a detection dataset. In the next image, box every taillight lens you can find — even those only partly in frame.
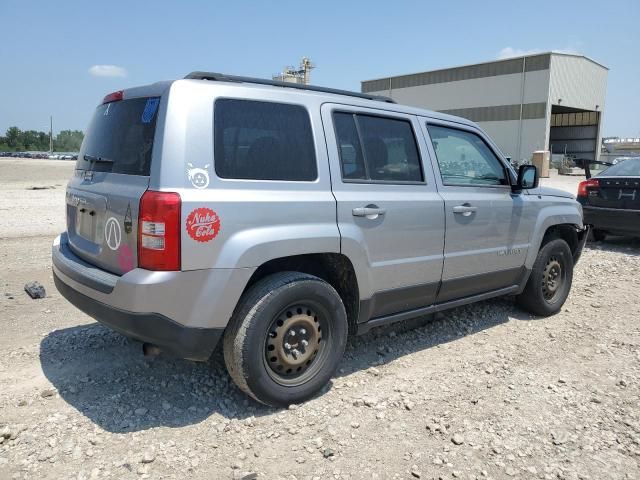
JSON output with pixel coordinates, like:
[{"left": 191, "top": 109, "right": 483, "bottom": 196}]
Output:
[
  {"left": 138, "top": 191, "right": 181, "bottom": 271},
  {"left": 577, "top": 179, "right": 599, "bottom": 197},
  {"left": 102, "top": 90, "right": 123, "bottom": 104}
]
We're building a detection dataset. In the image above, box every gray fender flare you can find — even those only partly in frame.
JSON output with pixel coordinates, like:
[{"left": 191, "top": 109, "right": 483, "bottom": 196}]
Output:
[{"left": 525, "top": 207, "right": 584, "bottom": 270}]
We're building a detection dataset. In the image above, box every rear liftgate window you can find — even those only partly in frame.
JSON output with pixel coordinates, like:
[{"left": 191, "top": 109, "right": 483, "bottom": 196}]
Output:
[
  {"left": 77, "top": 97, "right": 160, "bottom": 176},
  {"left": 214, "top": 99, "right": 318, "bottom": 181}
]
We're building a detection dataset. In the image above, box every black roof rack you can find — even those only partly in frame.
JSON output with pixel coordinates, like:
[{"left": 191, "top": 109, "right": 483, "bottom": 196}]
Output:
[{"left": 184, "top": 71, "right": 396, "bottom": 104}]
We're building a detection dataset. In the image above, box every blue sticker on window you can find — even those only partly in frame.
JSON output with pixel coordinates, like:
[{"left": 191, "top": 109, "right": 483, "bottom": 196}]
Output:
[{"left": 141, "top": 98, "right": 160, "bottom": 124}]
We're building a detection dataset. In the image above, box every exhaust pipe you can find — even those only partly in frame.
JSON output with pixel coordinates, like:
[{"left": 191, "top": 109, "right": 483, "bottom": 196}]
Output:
[{"left": 142, "top": 343, "right": 162, "bottom": 357}]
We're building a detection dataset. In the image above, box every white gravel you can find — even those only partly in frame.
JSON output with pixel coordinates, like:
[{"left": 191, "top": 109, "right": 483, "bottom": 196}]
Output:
[{"left": 1, "top": 158, "right": 639, "bottom": 479}]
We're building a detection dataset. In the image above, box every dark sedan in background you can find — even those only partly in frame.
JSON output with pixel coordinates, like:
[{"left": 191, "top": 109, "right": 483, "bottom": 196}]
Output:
[{"left": 577, "top": 158, "right": 640, "bottom": 241}]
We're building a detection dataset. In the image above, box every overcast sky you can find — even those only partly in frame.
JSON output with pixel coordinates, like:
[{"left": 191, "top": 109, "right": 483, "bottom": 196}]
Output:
[{"left": 1, "top": 0, "right": 638, "bottom": 136}]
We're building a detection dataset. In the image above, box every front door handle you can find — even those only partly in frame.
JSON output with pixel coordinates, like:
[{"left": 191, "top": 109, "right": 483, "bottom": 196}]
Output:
[
  {"left": 452, "top": 204, "right": 477, "bottom": 216},
  {"left": 352, "top": 205, "right": 386, "bottom": 218}
]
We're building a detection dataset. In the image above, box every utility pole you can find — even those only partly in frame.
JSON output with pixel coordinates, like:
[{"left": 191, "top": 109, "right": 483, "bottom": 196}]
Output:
[{"left": 49, "top": 116, "right": 53, "bottom": 154}]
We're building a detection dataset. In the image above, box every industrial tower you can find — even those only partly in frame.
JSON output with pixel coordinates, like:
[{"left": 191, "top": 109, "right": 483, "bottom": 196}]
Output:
[{"left": 273, "top": 57, "right": 315, "bottom": 85}]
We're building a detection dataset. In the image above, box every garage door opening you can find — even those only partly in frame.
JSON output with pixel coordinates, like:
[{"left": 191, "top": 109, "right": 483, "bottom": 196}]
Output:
[{"left": 549, "top": 106, "right": 600, "bottom": 163}]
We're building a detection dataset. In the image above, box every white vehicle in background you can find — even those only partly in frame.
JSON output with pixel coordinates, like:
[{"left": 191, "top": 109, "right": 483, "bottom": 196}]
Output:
[{"left": 612, "top": 156, "right": 637, "bottom": 165}]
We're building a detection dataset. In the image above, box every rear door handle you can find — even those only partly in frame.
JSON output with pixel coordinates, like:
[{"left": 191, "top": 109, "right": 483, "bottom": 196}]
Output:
[
  {"left": 352, "top": 205, "right": 386, "bottom": 218},
  {"left": 452, "top": 204, "right": 477, "bottom": 216}
]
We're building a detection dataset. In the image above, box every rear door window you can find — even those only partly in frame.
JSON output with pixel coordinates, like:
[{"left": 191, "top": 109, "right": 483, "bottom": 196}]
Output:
[
  {"left": 333, "top": 112, "right": 423, "bottom": 183},
  {"left": 214, "top": 99, "right": 317, "bottom": 181},
  {"left": 77, "top": 97, "right": 160, "bottom": 176}
]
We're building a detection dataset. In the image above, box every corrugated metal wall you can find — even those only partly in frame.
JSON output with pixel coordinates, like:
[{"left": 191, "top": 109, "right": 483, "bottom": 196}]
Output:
[
  {"left": 481, "top": 119, "right": 548, "bottom": 161},
  {"left": 439, "top": 102, "right": 547, "bottom": 123},
  {"left": 360, "top": 54, "right": 608, "bottom": 162},
  {"left": 549, "top": 56, "right": 608, "bottom": 111},
  {"left": 374, "top": 70, "right": 550, "bottom": 113},
  {"left": 361, "top": 57, "right": 551, "bottom": 160},
  {"left": 548, "top": 55, "right": 608, "bottom": 160},
  {"left": 362, "top": 54, "right": 550, "bottom": 93}
]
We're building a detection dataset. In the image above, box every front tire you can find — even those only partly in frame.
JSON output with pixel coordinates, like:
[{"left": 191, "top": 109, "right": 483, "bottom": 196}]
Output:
[
  {"left": 223, "top": 272, "right": 348, "bottom": 407},
  {"left": 516, "top": 239, "right": 574, "bottom": 316}
]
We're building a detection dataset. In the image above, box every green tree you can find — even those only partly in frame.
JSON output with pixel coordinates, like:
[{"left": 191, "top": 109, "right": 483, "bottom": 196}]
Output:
[
  {"left": 5, "top": 127, "right": 22, "bottom": 149},
  {"left": 20, "top": 130, "right": 42, "bottom": 150},
  {"left": 1, "top": 127, "right": 84, "bottom": 152},
  {"left": 54, "top": 130, "right": 84, "bottom": 151},
  {"left": 38, "top": 131, "right": 49, "bottom": 150}
]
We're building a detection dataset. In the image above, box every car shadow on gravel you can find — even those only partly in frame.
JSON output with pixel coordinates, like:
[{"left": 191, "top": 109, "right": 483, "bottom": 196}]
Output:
[
  {"left": 39, "top": 323, "right": 277, "bottom": 432},
  {"left": 586, "top": 236, "right": 640, "bottom": 256},
  {"left": 336, "top": 296, "right": 527, "bottom": 377},
  {"left": 40, "top": 297, "right": 521, "bottom": 433}
]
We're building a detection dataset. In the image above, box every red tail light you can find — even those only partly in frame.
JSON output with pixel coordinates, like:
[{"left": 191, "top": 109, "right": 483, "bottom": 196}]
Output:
[
  {"left": 577, "top": 179, "right": 599, "bottom": 197},
  {"left": 138, "top": 191, "right": 181, "bottom": 271},
  {"left": 102, "top": 90, "right": 123, "bottom": 104}
]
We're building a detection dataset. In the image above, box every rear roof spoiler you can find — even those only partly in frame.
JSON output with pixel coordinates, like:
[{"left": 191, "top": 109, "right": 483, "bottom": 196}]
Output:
[{"left": 184, "top": 71, "right": 396, "bottom": 104}]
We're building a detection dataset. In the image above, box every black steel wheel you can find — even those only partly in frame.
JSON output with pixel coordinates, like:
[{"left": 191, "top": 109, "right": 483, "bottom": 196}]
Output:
[
  {"left": 541, "top": 255, "right": 566, "bottom": 303},
  {"left": 264, "top": 303, "right": 329, "bottom": 386},
  {"left": 223, "top": 272, "right": 348, "bottom": 407}
]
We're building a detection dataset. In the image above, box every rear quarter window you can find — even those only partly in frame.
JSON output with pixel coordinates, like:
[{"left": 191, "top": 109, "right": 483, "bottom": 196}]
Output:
[{"left": 214, "top": 99, "right": 317, "bottom": 181}]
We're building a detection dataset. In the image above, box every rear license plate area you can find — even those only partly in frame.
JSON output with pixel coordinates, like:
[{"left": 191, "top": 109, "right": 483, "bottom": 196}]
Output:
[{"left": 75, "top": 208, "right": 98, "bottom": 241}]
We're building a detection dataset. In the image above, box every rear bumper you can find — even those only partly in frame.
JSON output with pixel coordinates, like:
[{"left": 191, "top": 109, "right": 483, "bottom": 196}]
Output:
[
  {"left": 53, "top": 271, "right": 222, "bottom": 361},
  {"left": 52, "top": 233, "right": 255, "bottom": 360},
  {"left": 583, "top": 206, "right": 640, "bottom": 236}
]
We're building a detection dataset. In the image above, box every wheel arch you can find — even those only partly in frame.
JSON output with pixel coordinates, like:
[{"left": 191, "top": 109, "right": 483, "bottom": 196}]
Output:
[
  {"left": 542, "top": 224, "right": 579, "bottom": 252},
  {"left": 525, "top": 206, "right": 584, "bottom": 270},
  {"left": 242, "top": 253, "right": 360, "bottom": 335}
]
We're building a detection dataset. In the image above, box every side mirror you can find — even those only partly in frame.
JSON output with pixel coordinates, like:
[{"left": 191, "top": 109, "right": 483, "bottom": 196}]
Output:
[{"left": 514, "top": 164, "right": 538, "bottom": 192}]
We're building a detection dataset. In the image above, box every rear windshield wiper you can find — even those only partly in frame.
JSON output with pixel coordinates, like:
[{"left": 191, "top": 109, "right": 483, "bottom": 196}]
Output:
[{"left": 83, "top": 154, "right": 114, "bottom": 164}]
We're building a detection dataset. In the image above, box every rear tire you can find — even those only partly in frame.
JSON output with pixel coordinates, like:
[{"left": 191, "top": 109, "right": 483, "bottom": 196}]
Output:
[
  {"left": 592, "top": 229, "right": 607, "bottom": 242},
  {"left": 516, "top": 239, "right": 574, "bottom": 316},
  {"left": 223, "top": 272, "right": 348, "bottom": 407}
]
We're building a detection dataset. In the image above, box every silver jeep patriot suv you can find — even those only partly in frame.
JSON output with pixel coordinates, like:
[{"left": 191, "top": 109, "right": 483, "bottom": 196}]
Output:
[{"left": 53, "top": 72, "right": 588, "bottom": 407}]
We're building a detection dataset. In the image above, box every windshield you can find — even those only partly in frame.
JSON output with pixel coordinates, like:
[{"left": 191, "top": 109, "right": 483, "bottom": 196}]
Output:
[
  {"left": 598, "top": 158, "right": 640, "bottom": 177},
  {"left": 76, "top": 97, "right": 160, "bottom": 175}
]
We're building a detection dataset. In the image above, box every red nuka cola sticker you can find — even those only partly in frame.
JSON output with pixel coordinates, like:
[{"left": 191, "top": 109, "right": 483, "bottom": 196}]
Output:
[{"left": 185, "top": 208, "right": 221, "bottom": 243}]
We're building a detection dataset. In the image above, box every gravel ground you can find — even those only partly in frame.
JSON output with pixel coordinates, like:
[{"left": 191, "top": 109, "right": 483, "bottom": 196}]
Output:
[{"left": 1, "top": 158, "right": 639, "bottom": 480}]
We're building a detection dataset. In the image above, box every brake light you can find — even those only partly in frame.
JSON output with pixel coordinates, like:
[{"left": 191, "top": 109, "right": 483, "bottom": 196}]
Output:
[
  {"left": 102, "top": 90, "right": 123, "bottom": 104},
  {"left": 577, "top": 179, "right": 599, "bottom": 197},
  {"left": 138, "top": 191, "right": 181, "bottom": 271}
]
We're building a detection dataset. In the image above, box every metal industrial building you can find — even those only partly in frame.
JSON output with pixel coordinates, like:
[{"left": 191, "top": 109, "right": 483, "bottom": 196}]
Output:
[{"left": 362, "top": 52, "right": 608, "bottom": 162}]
